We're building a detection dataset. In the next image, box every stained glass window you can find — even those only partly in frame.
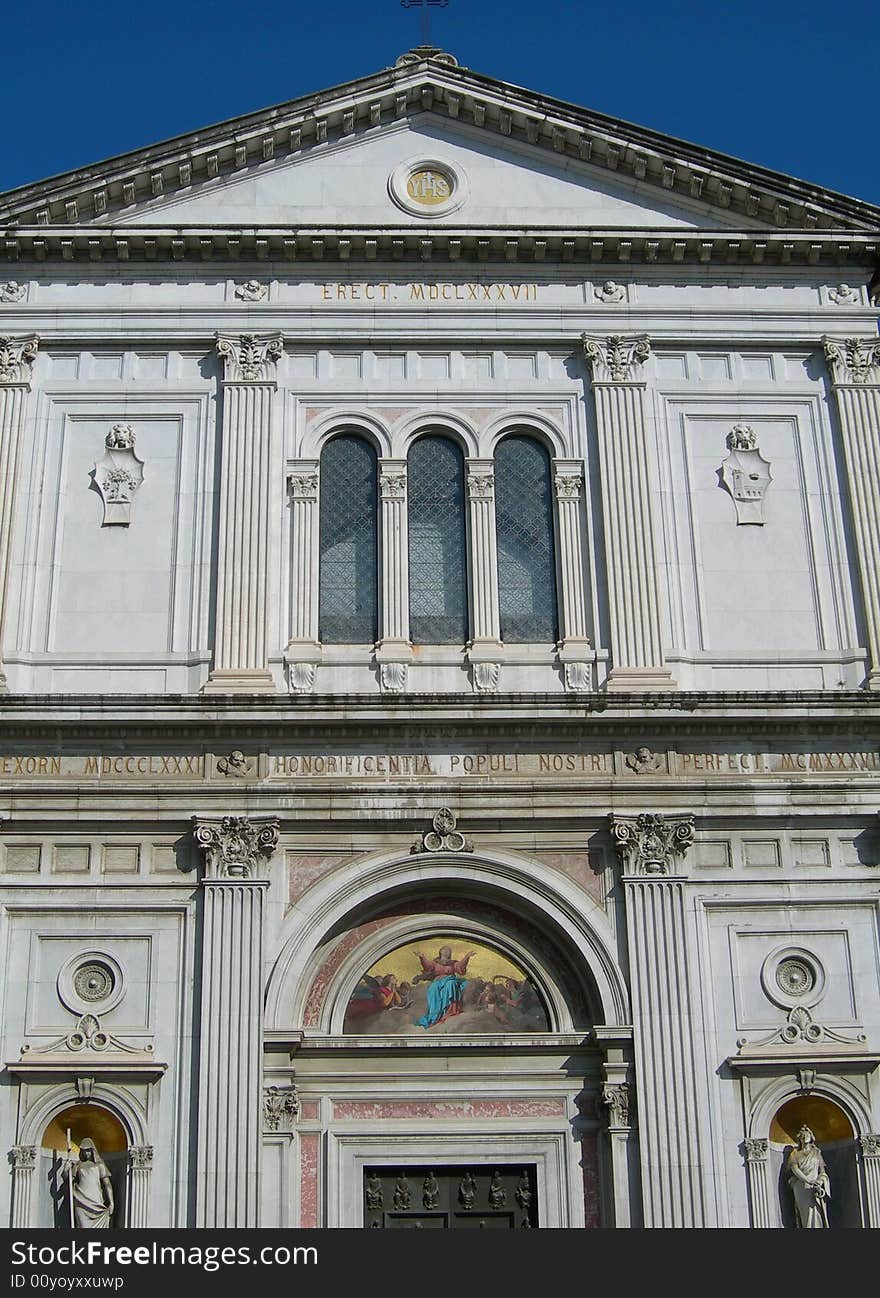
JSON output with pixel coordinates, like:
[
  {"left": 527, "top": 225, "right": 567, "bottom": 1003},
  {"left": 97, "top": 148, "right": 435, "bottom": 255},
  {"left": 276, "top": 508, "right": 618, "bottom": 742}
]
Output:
[
  {"left": 319, "top": 434, "right": 378, "bottom": 643},
  {"left": 408, "top": 436, "right": 468, "bottom": 643},
  {"left": 495, "top": 436, "right": 558, "bottom": 642}
]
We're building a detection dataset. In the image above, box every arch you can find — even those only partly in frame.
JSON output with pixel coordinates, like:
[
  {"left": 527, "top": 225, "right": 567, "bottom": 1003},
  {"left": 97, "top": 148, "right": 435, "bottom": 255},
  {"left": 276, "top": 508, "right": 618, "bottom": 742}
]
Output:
[
  {"left": 319, "top": 433, "right": 378, "bottom": 643},
  {"left": 407, "top": 434, "right": 468, "bottom": 644},
  {"left": 300, "top": 410, "right": 391, "bottom": 460},
  {"left": 17, "top": 1083, "right": 148, "bottom": 1149},
  {"left": 747, "top": 1075, "right": 873, "bottom": 1142},
  {"left": 330, "top": 917, "right": 560, "bottom": 1036},
  {"left": 482, "top": 412, "right": 567, "bottom": 460},
  {"left": 391, "top": 410, "right": 478, "bottom": 459},
  {"left": 494, "top": 434, "right": 559, "bottom": 643},
  {"left": 264, "top": 847, "right": 630, "bottom": 1032}
]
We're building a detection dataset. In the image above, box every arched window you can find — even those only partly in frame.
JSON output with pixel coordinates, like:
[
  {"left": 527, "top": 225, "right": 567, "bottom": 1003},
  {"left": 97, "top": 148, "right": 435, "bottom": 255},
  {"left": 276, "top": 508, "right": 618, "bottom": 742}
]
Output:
[
  {"left": 319, "top": 434, "right": 378, "bottom": 643},
  {"left": 407, "top": 435, "right": 468, "bottom": 643},
  {"left": 495, "top": 435, "right": 558, "bottom": 642}
]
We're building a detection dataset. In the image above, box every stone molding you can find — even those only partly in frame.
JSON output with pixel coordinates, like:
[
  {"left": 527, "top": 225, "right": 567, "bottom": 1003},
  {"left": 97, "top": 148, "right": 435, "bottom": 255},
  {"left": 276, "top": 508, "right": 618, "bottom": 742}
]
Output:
[
  {"left": 411, "top": 807, "right": 473, "bottom": 854},
  {"left": 379, "top": 469, "right": 407, "bottom": 499},
  {"left": 599, "top": 1082, "right": 634, "bottom": 1130},
  {"left": 610, "top": 812, "right": 695, "bottom": 876},
  {"left": 263, "top": 1085, "right": 300, "bottom": 1132},
  {"left": 581, "top": 333, "right": 651, "bottom": 384},
  {"left": 215, "top": 332, "right": 283, "bottom": 383},
  {"left": 0, "top": 281, "right": 26, "bottom": 304},
  {"left": 466, "top": 469, "right": 495, "bottom": 499},
  {"left": 743, "top": 1137, "right": 769, "bottom": 1163},
  {"left": 11, "top": 1145, "right": 37, "bottom": 1169},
  {"left": 288, "top": 470, "right": 319, "bottom": 500},
  {"left": 192, "top": 815, "right": 280, "bottom": 880},
  {"left": 129, "top": 1145, "right": 154, "bottom": 1170},
  {"left": 0, "top": 335, "right": 38, "bottom": 386},
  {"left": 823, "top": 336, "right": 880, "bottom": 386}
]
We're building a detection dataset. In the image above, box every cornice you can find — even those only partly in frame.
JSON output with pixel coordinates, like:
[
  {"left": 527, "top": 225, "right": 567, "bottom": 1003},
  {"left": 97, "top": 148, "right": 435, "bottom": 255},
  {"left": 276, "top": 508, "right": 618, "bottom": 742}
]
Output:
[
  {"left": 1, "top": 225, "right": 878, "bottom": 270},
  {"left": 1, "top": 56, "right": 877, "bottom": 235}
]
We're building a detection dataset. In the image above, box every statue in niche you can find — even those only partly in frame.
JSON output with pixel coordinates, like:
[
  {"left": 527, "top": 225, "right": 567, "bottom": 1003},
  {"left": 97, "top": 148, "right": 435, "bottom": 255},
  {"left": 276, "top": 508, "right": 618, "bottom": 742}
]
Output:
[
  {"left": 392, "top": 1175, "right": 411, "bottom": 1210},
  {"left": 458, "top": 1171, "right": 477, "bottom": 1210},
  {"left": 66, "top": 1138, "right": 114, "bottom": 1228},
  {"left": 787, "top": 1126, "right": 830, "bottom": 1228},
  {"left": 488, "top": 1171, "right": 507, "bottom": 1209},
  {"left": 422, "top": 1171, "right": 439, "bottom": 1210},
  {"left": 365, "top": 1172, "right": 383, "bottom": 1210}
]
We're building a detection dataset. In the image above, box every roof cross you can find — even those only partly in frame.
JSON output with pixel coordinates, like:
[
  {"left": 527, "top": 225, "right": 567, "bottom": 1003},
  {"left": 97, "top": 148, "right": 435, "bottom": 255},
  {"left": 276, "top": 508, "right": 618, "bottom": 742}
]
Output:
[{"left": 400, "top": 0, "right": 449, "bottom": 46}]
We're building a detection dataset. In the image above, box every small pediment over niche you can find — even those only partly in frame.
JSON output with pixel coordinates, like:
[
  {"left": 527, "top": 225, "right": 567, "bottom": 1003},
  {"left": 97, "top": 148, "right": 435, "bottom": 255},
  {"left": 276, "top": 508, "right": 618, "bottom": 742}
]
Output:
[{"left": 343, "top": 934, "right": 550, "bottom": 1035}]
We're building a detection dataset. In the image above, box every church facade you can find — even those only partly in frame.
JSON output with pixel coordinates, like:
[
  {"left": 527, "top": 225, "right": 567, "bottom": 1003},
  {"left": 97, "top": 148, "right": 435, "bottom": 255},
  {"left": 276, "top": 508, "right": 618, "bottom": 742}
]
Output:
[{"left": 1, "top": 47, "right": 879, "bottom": 1229}]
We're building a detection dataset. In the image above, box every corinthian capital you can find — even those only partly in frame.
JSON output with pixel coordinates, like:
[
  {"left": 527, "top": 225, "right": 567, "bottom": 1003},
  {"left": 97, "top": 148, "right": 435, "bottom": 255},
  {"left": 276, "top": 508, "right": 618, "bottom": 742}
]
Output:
[
  {"left": 215, "top": 333, "right": 284, "bottom": 383},
  {"left": 0, "top": 335, "right": 38, "bottom": 386},
  {"left": 823, "top": 336, "right": 880, "bottom": 386},
  {"left": 609, "top": 811, "right": 695, "bottom": 877},
  {"left": 581, "top": 334, "right": 651, "bottom": 384},
  {"left": 192, "top": 815, "right": 280, "bottom": 880}
]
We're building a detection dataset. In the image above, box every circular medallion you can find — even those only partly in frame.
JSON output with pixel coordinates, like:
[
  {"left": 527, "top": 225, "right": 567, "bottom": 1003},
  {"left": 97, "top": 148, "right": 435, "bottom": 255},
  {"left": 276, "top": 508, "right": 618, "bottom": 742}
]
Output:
[
  {"left": 73, "top": 961, "right": 115, "bottom": 1003},
  {"left": 760, "top": 945, "right": 825, "bottom": 1010},
  {"left": 388, "top": 157, "right": 468, "bottom": 218},
  {"left": 58, "top": 949, "right": 126, "bottom": 1015},
  {"left": 775, "top": 957, "right": 815, "bottom": 997}
]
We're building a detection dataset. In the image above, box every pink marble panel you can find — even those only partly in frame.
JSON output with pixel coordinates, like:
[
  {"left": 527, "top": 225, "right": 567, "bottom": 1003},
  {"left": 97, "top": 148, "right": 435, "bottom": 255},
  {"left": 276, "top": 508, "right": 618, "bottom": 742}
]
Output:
[
  {"left": 333, "top": 1099, "right": 566, "bottom": 1120},
  {"left": 288, "top": 852, "right": 358, "bottom": 907},
  {"left": 299, "top": 1132, "right": 319, "bottom": 1229}
]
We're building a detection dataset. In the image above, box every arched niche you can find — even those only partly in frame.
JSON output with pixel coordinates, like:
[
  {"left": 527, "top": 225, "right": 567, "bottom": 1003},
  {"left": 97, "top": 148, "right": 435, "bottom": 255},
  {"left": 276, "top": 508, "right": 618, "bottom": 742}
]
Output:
[
  {"left": 265, "top": 849, "right": 626, "bottom": 1035},
  {"left": 39, "top": 1104, "right": 128, "bottom": 1229},
  {"left": 770, "top": 1094, "right": 860, "bottom": 1229},
  {"left": 341, "top": 930, "right": 553, "bottom": 1037}
]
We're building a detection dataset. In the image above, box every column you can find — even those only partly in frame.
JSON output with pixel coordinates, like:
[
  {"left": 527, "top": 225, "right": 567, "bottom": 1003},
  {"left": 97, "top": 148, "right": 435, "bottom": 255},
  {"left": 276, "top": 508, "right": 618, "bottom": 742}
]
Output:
[
  {"left": 581, "top": 334, "right": 675, "bottom": 690},
  {"left": 823, "top": 337, "right": 880, "bottom": 689},
  {"left": 742, "top": 1138, "right": 772, "bottom": 1228},
  {"left": 611, "top": 812, "right": 719, "bottom": 1227},
  {"left": 128, "top": 1145, "right": 153, "bottom": 1227},
  {"left": 597, "top": 1083, "right": 637, "bottom": 1228},
  {"left": 0, "top": 335, "right": 38, "bottom": 691},
  {"left": 11, "top": 1143, "right": 37, "bottom": 1227},
  {"left": 285, "top": 461, "right": 320, "bottom": 693},
  {"left": 203, "top": 333, "right": 283, "bottom": 693},
  {"left": 466, "top": 459, "right": 503, "bottom": 692},
  {"left": 859, "top": 1133, "right": 880, "bottom": 1227},
  {"left": 193, "top": 814, "right": 279, "bottom": 1227},
  {"left": 553, "top": 460, "right": 593, "bottom": 690},
  {"left": 375, "top": 459, "right": 411, "bottom": 692}
]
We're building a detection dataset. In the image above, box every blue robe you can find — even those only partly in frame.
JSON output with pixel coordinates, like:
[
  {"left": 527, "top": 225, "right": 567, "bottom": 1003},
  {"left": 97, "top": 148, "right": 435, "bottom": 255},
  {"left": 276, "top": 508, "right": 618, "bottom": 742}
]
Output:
[{"left": 417, "top": 973, "right": 468, "bottom": 1028}]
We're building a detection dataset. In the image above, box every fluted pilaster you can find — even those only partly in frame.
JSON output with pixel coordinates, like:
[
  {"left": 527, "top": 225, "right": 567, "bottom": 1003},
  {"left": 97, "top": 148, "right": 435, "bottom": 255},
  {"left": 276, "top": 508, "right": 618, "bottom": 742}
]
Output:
[
  {"left": 823, "top": 336, "right": 880, "bottom": 689},
  {"left": 466, "top": 460, "right": 502, "bottom": 650},
  {"left": 11, "top": 1144, "right": 37, "bottom": 1227},
  {"left": 0, "top": 335, "right": 38, "bottom": 692},
  {"left": 742, "top": 1138, "right": 772, "bottom": 1228},
  {"left": 194, "top": 815, "right": 279, "bottom": 1227},
  {"left": 859, "top": 1133, "right": 880, "bottom": 1227},
  {"left": 128, "top": 1145, "right": 153, "bottom": 1227},
  {"left": 203, "top": 334, "right": 283, "bottom": 693},
  {"left": 611, "top": 812, "right": 717, "bottom": 1227},
  {"left": 286, "top": 461, "right": 320, "bottom": 643},
  {"left": 377, "top": 459, "right": 411, "bottom": 654},
  {"left": 553, "top": 461, "right": 592, "bottom": 688},
  {"left": 582, "top": 334, "right": 674, "bottom": 690}
]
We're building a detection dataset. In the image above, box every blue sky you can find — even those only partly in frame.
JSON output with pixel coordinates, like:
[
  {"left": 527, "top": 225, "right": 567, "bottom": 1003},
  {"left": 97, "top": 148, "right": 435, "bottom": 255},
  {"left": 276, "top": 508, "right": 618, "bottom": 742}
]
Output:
[{"left": 3, "top": 0, "right": 878, "bottom": 205}]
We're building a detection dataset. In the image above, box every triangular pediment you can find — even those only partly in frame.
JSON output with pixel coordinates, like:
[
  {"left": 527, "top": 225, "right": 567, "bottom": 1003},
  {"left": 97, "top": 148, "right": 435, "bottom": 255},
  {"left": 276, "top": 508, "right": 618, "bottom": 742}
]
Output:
[
  {"left": 1, "top": 50, "right": 877, "bottom": 241},
  {"left": 116, "top": 119, "right": 734, "bottom": 231}
]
